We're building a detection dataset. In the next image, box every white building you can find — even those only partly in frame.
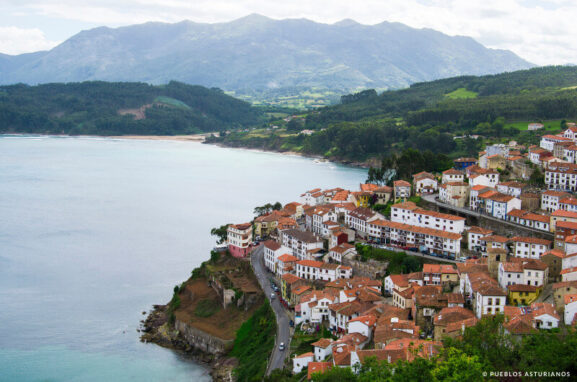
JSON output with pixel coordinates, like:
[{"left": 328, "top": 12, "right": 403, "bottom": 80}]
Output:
[
  {"left": 545, "top": 163, "right": 577, "bottom": 192},
  {"left": 541, "top": 190, "right": 571, "bottom": 212},
  {"left": 467, "top": 226, "right": 493, "bottom": 252},
  {"left": 296, "top": 260, "right": 352, "bottom": 282},
  {"left": 345, "top": 207, "right": 384, "bottom": 236},
  {"left": 263, "top": 240, "right": 291, "bottom": 273},
  {"left": 292, "top": 352, "right": 314, "bottom": 374},
  {"left": 482, "top": 193, "right": 522, "bottom": 220},
  {"left": 496, "top": 182, "right": 527, "bottom": 198},
  {"left": 226, "top": 223, "right": 253, "bottom": 258},
  {"left": 347, "top": 315, "right": 376, "bottom": 339},
  {"left": 510, "top": 236, "right": 551, "bottom": 259},
  {"left": 329, "top": 243, "right": 357, "bottom": 263},
  {"left": 442, "top": 169, "right": 464, "bottom": 184},
  {"left": 413, "top": 172, "right": 438, "bottom": 195},
  {"left": 281, "top": 229, "right": 324, "bottom": 260},
  {"left": 312, "top": 338, "right": 334, "bottom": 362},
  {"left": 390, "top": 201, "right": 466, "bottom": 234},
  {"left": 540, "top": 134, "right": 573, "bottom": 151},
  {"left": 564, "top": 294, "right": 577, "bottom": 325}
]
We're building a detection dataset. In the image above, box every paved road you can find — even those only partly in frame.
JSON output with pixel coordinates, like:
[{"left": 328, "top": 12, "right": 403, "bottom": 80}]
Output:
[
  {"left": 422, "top": 193, "right": 554, "bottom": 239},
  {"left": 250, "top": 244, "right": 291, "bottom": 375}
]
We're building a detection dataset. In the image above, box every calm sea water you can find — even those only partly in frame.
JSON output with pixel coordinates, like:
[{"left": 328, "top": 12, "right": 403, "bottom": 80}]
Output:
[{"left": 0, "top": 136, "right": 367, "bottom": 382}]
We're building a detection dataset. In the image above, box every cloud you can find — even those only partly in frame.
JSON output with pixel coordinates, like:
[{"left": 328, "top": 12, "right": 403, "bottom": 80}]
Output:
[
  {"left": 0, "top": 26, "right": 60, "bottom": 55},
  {"left": 2, "top": 0, "right": 577, "bottom": 65}
]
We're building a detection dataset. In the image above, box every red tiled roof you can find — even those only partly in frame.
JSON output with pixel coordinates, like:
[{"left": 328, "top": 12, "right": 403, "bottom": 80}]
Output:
[
  {"left": 278, "top": 254, "right": 299, "bottom": 262},
  {"left": 552, "top": 210, "right": 577, "bottom": 218},
  {"left": 394, "top": 180, "right": 411, "bottom": 187},
  {"left": 511, "top": 236, "right": 551, "bottom": 246},
  {"left": 307, "top": 362, "right": 332, "bottom": 380}
]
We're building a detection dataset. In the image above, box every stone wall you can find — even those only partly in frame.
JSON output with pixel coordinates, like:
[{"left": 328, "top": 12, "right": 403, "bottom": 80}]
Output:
[
  {"left": 175, "top": 320, "right": 234, "bottom": 356},
  {"left": 343, "top": 258, "right": 388, "bottom": 279}
]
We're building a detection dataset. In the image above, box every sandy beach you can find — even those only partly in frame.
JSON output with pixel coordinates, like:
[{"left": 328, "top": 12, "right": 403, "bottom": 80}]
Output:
[{"left": 108, "top": 133, "right": 211, "bottom": 142}]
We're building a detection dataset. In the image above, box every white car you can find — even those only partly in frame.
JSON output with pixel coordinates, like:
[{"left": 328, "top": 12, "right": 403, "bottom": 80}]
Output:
[
  {"left": 279, "top": 342, "right": 285, "bottom": 350},
  {"left": 270, "top": 292, "right": 276, "bottom": 299}
]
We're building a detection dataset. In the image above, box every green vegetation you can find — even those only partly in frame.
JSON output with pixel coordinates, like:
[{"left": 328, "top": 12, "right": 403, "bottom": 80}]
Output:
[
  {"left": 253, "top": 202, "right": 283, "bottom": 217},
  {"left": 230, "top": 301, "right": 276, "bottom": 382},
  {"left": 210, "top": 66, "right": 577, "bottom": 163},
  {"left": 290, "top": 326, "right": 334, "bottom": 358},
  {"left": 194, "top": 299, "right": 221, "bottom": 318},
  {"left": 166, "top": 285, "right": 183, "bottom": 324},
  {"left": 355, "top": 244, "right": 446, "bottom": 275},
  {"left": 284, "top": 316, "right": 577, "bottom": 381},
  {"left": 0, "top": 81, "right": 263, "bottom": 135},
  {"left": 210, "top": 224, "right": 231, "bottom": 245},
  {"left": 445, "top": 87, "right": 478, "bottom": 99}
]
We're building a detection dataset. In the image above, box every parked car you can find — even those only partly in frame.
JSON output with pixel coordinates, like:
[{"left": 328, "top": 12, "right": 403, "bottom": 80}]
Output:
[
  {"left": 279, "top": 342, "right": 285, "bottom": 350},
  {"left": 270, "top": 292, "right": 276, "bottom": 299}
]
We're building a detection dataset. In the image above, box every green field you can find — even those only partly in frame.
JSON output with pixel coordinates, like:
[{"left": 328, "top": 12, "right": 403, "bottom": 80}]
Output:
[
  {"left": 154, "top": 96, "right": 191, "bottom": 109},
  {"left": 506, "top": 119, "right": 564, "bottom": 131},
  {"left": 445, "top": 87, "right": 478, "bottom": 99}
]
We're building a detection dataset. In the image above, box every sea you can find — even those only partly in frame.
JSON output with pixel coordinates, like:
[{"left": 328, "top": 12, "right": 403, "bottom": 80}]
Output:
[{"left": 0, "top": 135, "right": 367, "bottom": 382}]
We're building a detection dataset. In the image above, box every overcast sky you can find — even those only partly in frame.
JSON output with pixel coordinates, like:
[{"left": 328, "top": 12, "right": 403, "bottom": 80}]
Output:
[{"left": 0, "top": 0, "right": 575, "bottom": 66}]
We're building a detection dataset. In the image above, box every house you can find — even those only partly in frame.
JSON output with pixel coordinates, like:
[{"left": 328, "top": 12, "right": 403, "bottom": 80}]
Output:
[
  {"left": 384, "top": 274, "right": 409, "bottom": 295},
  {"left": 467, "top": 226, "right": 493, "bottom": 252},
  {"left": 295, "top": 260, "right": 353, "bottom": 282},
  {"left": 351, "top": 191, "right": 372, "bottom": 208},
  {"left": 553, "top": 280, "right": 577, "bottom": 311},
  {"left": 496, "top": 181, "right": 528, "bottom": 198},
  {"left": 564, "top": 294, "right": 577, "bottom": 325},
  {"left": 487, "top": 154, "right": 507, "bottom": 170},
  {"left": 454, "top": 157, "right": 477, "bottom": 170},
  {"left": 412, "top": 172, "right": 438, "bottom": 195},
  {"left": 467, "top": 272, "right": 507, "bottom": 318},
  {"left": 393, "top": 180, "right": 411, "bottom": 200},
  {"left": 296, "top": 290, "right": 337, "bottom": 324},
  {"left": 466, "top": 166, "right": 500, "bottom": 187},
  {"left": 367, "top": 219, "right": 463, "bottom": 258},
  {"left": 293, "top": 352, "right": 314, "bottom": 374},
  {"left": 412, "top": 285, "right": 447, "bottom": 331},
  {"left": 374, "top": 186, "right": 393, "bottom": 205},
  {"left": 281, "top": 273, "right": 306, "bottom": 304},
  {"left": 442, "top": 169, "right": 464, "bottom": 184},
  {"left": 528, "top": 123, "right": 544, "bottom": 131},
  {"left": 374, "top": 315, "right": 419, "bottom": 348},
  {"left": 345, "top": 207, "right": 384, "bottom": 237},
  {"left": 311, "top": 338, "right": 334, "bottom": 362},
  {"left": 480, "top": 192, "right": 522, "bottom": 220},
  {"left": 545, "top": 162, "right": 577, "bottom": 192},
  {"left": 559, "top": 197, "right": 577, "bottom": 212},
  {"left": 541, "top": 249, "right": 565, "bottom": 282},
  {"left": 276, "top": 254, "right": 299, "bottom": 277},
  {"left": 510, "top": 236, "right": 551, "bottom": 259},
  {"left": 392, "top": 285, "right": 415, "bottom": 310},
  {"left": 550, "top": 210, "right": 577, "bottom": 232},
  {"left": 328, "top": 243, "right": 356, "bottom": 263},
  {"left": 469, "top": 174, "right": 493, "bottom": 188},
  {"left": 469, "top": 185, "right": 492, "bottom": 211},
  {"left": 439, "top": 181, "right": 470, "bottom": 207},
  {"left": 254, "top": 210, "right": 293, "bottom": 238},
  {"left": 540, "top": 134, "right": 573, "bottom": 151},
  {"left": 507, "top": 209, "right": 550, "bottom": 232},
  {"left": 531, "top": 303, "right": 561, "bottom": 329},
  {"left": 561, "top": 267, "right": 577, "bottom": 282},
  {"left": 563, "top": 145, "right": 577, "bottom": 164},
  {"left": 263, "top": 240, "right": 290, "bottom": 273},
  {"left": 390, "top": 201, "right": 466, "bottom": 234},
  {"left": 422, "top": 264, "right": 459, "bottom": 287},
  {"left": 305, "top": 205, "right": 338, "bottom": 235},
  {"left": 226, "top": 223, "right": 253, "bottom": 258},
  {"left": 480, "top": 234, "right": 510, "bottom": 256},
  {"left": 282, "top": 202, "right": 304, "bottom": 220},
  {"left": 507, "top": 284, "right": 539, "bottom": 306},
  {"left": 498, "top": 259, "right": 548, "bottom": 291},
  {"left": 329, "top": 300, "right": 363, "bottom": 332},
  {"left": 433, "top": 306, "right": 476, "bottom": 341},
  {"left": 300, "top": 188, "right": 323, "bottom": 206},
  {"left": 307, "top": 362, "right": 332, "bottom": 380},
  {"left": 281, "top": 229, "right": 324, "bottom": 260},
  {"left": 348, "top": 315, "right": 377, "bottom": 339}
]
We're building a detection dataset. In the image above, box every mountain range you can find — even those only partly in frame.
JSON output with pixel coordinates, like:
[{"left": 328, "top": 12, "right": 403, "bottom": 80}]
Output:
[{"left": 0, "top": 14, "right": 533, "bottom": 101}]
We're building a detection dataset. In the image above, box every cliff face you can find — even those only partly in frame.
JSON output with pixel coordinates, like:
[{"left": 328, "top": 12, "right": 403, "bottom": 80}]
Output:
[{"left": 174, "top": 319, "right": 234, "bottom": 355}]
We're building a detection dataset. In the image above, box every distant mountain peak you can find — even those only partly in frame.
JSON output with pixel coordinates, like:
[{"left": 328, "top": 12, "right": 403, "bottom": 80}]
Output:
[
  {"left": 0, "top": 16, "right": 534, "bottom": 97},
  {"left": 334, "top": 18, "right": 360, "bottom": 27}
]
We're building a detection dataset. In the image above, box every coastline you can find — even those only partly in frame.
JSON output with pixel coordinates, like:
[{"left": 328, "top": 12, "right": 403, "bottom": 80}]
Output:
[{"left": 2, "top": 132, "right": 372, "bottom": 168}]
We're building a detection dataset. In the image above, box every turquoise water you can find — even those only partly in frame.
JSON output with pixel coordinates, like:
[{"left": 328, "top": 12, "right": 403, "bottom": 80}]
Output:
[{"left": 0, "top": 136, "right": 367, "bottom": 381}]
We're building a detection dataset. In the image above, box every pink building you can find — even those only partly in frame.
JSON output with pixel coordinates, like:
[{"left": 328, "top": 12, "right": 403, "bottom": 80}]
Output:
[{"left": 227, "top": 223, "right": 253, "bottom": 258}]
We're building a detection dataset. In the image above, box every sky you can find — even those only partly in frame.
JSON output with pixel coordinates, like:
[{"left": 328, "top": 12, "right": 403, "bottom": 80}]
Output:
[{"left": 0, "top": 0, "right": 575, "bottom": 66}]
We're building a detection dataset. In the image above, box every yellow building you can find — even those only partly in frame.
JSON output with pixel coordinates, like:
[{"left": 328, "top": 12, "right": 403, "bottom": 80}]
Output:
[
  {"left": 507, "top": 284, "right": 539, "bottom": 306},
  {"left": 352, "top": 191, "right": 372, "bottom": 207}
]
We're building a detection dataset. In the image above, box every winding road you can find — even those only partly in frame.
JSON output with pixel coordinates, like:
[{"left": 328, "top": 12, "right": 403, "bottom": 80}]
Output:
[{"left": 250, "top": 244, "right": 292, "bottom": 375}]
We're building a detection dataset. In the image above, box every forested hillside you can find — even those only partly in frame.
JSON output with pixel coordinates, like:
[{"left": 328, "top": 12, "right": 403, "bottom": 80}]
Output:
[
  {"left": 0, "top": 81, "right": 262, "bottom": 135},
  {"left": 210, "top": 66, "right": 577, "bottom": 163}
]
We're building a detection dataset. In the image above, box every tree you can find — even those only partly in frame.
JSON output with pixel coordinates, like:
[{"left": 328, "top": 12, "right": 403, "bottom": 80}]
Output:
[
  {"left": 254, "top": 202, "right": 283, "bottom": 216},
  {"left": 432, "top": 348, "right": 483, "bottom": 382},
  {"left": 529, "top": 167, "right": 544, "bottom": 186},
  {"left": 210, "top": 224, "right": 229, "bottom": 244}
]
